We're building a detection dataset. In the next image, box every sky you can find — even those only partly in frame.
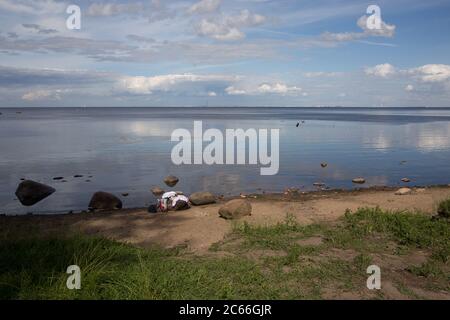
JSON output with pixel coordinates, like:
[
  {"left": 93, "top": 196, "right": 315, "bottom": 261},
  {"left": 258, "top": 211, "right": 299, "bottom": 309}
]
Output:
[{"left": 1, "top": 0, "right": 450, "bottom": 107}]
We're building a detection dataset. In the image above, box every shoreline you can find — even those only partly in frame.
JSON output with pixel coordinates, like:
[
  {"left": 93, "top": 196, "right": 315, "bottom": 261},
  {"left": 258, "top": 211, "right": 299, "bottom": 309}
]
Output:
[
  {"left": 2, "top": 185, "right": 449, "bottom": 252},
  {"left": 3, "top": 184, "right": 450, "bottom": 217}
]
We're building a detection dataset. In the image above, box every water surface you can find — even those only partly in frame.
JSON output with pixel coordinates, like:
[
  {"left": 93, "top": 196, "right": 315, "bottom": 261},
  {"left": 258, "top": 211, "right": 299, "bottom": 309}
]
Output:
[{"left": 1, "top": 107, "right": 449, "bottom": 215}]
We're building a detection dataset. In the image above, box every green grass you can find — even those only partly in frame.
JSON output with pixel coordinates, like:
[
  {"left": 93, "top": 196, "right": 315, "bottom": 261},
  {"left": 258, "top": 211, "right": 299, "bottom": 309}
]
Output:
[
  {"left": 0, "top": 207, "right": 448, "bottom": 299},
  {"left": 438, "top": 198, "right": 450, "bottom": 218}
]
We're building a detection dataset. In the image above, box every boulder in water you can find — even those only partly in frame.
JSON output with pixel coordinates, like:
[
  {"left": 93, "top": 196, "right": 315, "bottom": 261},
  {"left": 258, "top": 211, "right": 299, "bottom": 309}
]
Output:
[
  {"left": 164, "top": 175, "right": 179, "bottom": 187},
  {"left": 190, "top": 192, "right": 216, "bottom": 205},
  {"left": 352, "top": 178, "right": 366, "bottom": 184},
  {"left": 88, "top": 191, "right": 122, "bottom": 211},
  {"left": 15, "top": 180, "right": 56, "bottom": 206},
  {"left": 151, "top": 187, "right": 165, "bottom": 196}
]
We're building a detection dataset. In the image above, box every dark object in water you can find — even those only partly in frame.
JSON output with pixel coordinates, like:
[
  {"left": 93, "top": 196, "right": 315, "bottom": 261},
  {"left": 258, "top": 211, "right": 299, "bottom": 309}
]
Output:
[
  {"left": 164, "top": 175, "right": 179, "bottom": 187},
  {"left": 74, "top": 175, "right": 83, "bottom": 178},
  {"left": 296, "top": 122, "right": 300, "bottom": 127},
  {"left": 122, "top": 193, "right": 129, "bottom": 197},
  {"left": 15, "top": 180, "right": 56, "bottom": 206},
  {"left": 88, "top": 191, "right": 122, "bottom": 211},
  {"left": 148, "top": 204, "right": 158, "bottom": 213},
  {"left": 352, "top": 178, "right": 366, "bottom": 184},
  {"left": 53, "top": 177, "right": 64, "bottom": 180},
  {"left": 321, "top": 163, "right": 328, "bottom": 168},
  {"left": 401, "top": 178, "right": 411, "bottom": 183}
]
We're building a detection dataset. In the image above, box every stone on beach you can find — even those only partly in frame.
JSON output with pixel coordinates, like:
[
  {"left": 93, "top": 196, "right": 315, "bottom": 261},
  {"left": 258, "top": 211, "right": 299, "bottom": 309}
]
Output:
[
  {"left": 352, "top": 178, "right": 366, "bottom": 184},
  {"left": 219, "top": 199, "right": 252, "bottom": 220},
  {"left": 151, "top": 187, "right": 165, "bottom": 196},
  {"left": 395, "top": 188, "right": 412, "bottom": 195},
  {"left": 164, "top": 175, "right": 179, "bottom": 187},
  {"left": 88, "top": 191, "right": 122, "bottom": 211},
  {"left": 15, "top": 180, "right": 56, "bottom": 206},
  {"left": 189, "top": 191, "right": 216, "bottom": 205}
]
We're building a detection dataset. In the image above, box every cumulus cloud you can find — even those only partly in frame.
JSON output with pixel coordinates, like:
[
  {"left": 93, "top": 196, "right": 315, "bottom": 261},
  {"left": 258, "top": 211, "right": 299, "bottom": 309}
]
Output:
[
  {"left": 366, "top": 63, "right": 450, "bottom": 84},
  {"left": 356, "top": 15, "right": 396, "bottom": 38},
  {"left": 409, "top": 64, "right": 450, "bottom": 83},
  {"left": 226, "top": 82, "right": 303, "bottom": 96},
  {"left": 257, "top": 83, "right": 302, "bottom": 94},
  {"left": 22, "top": 89, "right": 69, "bottom": 101},
  {"left": 365, "top": 63, "right": 396, "bottom": 78},
  {"left": 188, "top": 0, "right": 221, "bottom": 14},
  {"left": 119, "top": 74, "right": 237, "bottom": 94},
  {"left": 196, "top": 9, "right": 267, "bottom": 41}
]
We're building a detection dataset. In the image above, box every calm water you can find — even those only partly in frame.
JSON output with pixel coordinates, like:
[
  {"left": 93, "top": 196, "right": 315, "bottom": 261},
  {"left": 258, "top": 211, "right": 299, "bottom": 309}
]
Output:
[{"left": 1, "top": 107, "right": 450, "bottom": 215}]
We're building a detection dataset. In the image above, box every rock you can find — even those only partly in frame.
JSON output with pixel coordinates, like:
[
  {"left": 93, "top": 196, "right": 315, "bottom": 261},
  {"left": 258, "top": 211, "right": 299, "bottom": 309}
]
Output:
[
  {"left": 53, "top": 177, "right": 64, "bottom": 180},
  {"left": 401, "top": 178, "right": 411, "bottom": 183},
  {"left": 15, "top": 180, "right": 56, "bottom": 206},
  {"left": 74, "top": 175, "right": 83, "bottom": 178},
  {"left": 219, "top": 199, "right": 252, "bottom": 220},
  {"left": 321, "top": 163, "right": 328, "bottom": 168},
  {"left": 151, "top": 187, "right": 165, "bottom": 196},
  {"left": 164, "top": 175, "right": 179, "bottom": 187},
  {"left": 190, "top": 191, "right": 216, "bottom": 205},
  {"left": 395, "top": 188, "right": 412, "bottom": 196},
  {"left": 313, "top": 182, "right": 325, "bottom": 187},
  {"left": 352, "top": 178, "right": 365, "bottom": 184},
  {"left": 88, "top": 191, "right": 122, "bottom": 211}
]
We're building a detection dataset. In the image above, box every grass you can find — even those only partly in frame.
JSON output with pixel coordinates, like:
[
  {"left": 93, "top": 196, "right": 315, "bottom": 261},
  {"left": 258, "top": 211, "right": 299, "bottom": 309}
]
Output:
[
  {"left": 438, "top": 198, "right": 450, "bottom": 218},
  {"left": 0, "top": 207, "right": 448, "bottom": 299}
]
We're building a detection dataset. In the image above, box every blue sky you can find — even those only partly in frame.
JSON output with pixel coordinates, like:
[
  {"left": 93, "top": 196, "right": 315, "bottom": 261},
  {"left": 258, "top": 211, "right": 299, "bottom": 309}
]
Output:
[{"left": 1, "top": 0, "right": 450, "bottom": 107}]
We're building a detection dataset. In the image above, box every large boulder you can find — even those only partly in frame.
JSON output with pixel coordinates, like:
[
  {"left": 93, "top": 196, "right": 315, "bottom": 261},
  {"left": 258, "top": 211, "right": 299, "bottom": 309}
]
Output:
[
  {"left": 15, "top": 180, "right": 56, "bottom": 206},
  {"left": 164, "top": 175, "right": 179, "bottom": 187},
  {"left": 88, "top": 191, "right": 122, "bottom": 211},
  {"left": 190, "top": 192, "right": 216, "bottom": 205},
  {"left": 151, "top": 187, "right": 165, "bottom": 197},
  {"left": 219, "top": 199, "right": 252, "bottom": 220}
]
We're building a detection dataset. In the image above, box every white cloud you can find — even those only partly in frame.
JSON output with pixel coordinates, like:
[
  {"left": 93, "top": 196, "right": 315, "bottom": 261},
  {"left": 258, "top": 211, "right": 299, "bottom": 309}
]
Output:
[
  {"left": 226, "top": 82, "right": 302, "bottom": 96},
  {"left": 409, "top": 64, "right": 450, "bottom": 83},
  {"left": 365, "top": 63, "right": 396, "bottom": 78},
  {"left": 357, "top": 15, "right": 396, "bottom": 38},
  {"left": 22, "top": 89, "right": 68, "bottom": 101},
  {"left": 225, "top": 86, "right": 247, "bottom": 95},
  {"left": 119, "top": 74, "right": 237, "bottom": 94},
  {"left": 196, "top": 9, "right": 266, "bottom": 41},
  {"left": 188, "top": 0, "right": 221, "bottom": 14},
  {"left": 257, "top": 83, "right": 302, "bottom": 95}
]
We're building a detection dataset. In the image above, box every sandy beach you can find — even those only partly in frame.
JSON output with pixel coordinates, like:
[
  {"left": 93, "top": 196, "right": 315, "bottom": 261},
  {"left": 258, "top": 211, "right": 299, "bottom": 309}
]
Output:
[{"left": 3, "top": 186, "right": 449, "bottom": 253}]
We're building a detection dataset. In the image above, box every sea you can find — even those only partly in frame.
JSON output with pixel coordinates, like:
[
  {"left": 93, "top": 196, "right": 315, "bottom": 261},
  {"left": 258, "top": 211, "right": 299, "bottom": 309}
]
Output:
[{"left": 1, "top": 107, "right": 449, "bottom": 215}]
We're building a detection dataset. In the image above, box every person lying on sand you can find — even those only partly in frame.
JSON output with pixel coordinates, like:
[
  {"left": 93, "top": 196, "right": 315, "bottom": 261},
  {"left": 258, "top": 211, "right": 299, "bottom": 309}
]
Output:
[{"left": 148, "top": 191, "right": 190, "bottom": 213}]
